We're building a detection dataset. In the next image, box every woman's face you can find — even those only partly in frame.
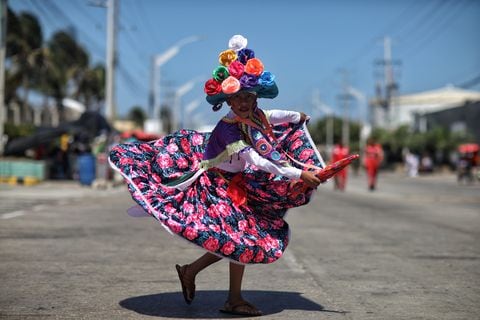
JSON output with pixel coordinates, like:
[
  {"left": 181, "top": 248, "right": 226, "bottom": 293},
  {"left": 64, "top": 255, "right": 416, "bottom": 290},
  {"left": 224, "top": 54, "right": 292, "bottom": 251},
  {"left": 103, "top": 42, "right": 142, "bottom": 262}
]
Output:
[{"left": 227, "top": 91, "right": 257, "bottom": 118}]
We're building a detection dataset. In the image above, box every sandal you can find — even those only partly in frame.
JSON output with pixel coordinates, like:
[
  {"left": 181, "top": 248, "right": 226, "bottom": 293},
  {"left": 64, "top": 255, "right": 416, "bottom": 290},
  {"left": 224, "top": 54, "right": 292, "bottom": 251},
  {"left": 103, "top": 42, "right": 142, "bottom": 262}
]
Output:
[
  {"left": 219, "top": 300, "right": 263, "bottom": 317},
  {"left": 175, "top": 264, "right": 195, "bottom": 304}
]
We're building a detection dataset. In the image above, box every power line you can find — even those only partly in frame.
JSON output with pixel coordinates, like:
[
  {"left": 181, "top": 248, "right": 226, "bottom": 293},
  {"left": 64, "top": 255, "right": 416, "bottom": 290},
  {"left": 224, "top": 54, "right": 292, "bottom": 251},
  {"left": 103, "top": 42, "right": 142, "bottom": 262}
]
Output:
[
  {"left": 135, "top": 0, "right": 165, "bottom": 48},
  {"left": 393, "top": 0, "right": 450, "bottom": 42},
  {"left": 70, "top": 0, "right": 104, "bottom": 30},
  {"left": 26, "top": 0, "right": 60, "bottom": 31},
  {"left": 40, "top": 0, "right": 105, "bottom": 59},
  {"left": 401, "top": 0, "right": 473, "bottom": 58}
]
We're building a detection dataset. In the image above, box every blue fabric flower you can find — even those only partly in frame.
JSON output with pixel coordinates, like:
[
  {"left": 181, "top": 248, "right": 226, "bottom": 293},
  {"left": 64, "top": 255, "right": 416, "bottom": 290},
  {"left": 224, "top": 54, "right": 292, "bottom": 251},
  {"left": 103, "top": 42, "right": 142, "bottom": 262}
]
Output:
[
  {"left": 237, "top": 48, "right": 255, "bottom": 64},
  {"left": 258, "top": 71, "right": 275, "bottom": 87}
]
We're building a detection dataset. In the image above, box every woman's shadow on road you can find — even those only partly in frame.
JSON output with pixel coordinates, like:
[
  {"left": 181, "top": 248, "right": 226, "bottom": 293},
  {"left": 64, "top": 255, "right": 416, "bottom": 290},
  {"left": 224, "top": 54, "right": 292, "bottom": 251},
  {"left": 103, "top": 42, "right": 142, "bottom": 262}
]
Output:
[{"left": 119, "top": 290, "right": 348, "bottom": 318}]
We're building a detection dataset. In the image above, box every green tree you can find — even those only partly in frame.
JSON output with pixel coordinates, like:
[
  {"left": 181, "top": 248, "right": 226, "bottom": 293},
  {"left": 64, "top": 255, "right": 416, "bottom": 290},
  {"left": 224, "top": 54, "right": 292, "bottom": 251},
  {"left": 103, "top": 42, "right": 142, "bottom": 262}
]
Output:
[
  {"left": 47, "top": 30, "right": 89, "bottom": 121},
  {"left": 6, "top": 9, "right": 43, "bottom": 121},
  {"left": 308, "top": 116, "right": 361, "bottom": 151},
  {"left": 128, "top": 106, "right": 146, "bottom": 128},
  {"left": 74, "top": 64, "right": 105, "bottom": 111}
]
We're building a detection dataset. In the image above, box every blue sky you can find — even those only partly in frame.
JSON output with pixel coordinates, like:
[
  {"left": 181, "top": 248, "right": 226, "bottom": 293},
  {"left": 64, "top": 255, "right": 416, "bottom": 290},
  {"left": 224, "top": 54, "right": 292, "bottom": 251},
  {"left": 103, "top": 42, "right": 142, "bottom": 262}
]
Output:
[{"left": 10, "top": 0, "right": 480, "bottom": 128}]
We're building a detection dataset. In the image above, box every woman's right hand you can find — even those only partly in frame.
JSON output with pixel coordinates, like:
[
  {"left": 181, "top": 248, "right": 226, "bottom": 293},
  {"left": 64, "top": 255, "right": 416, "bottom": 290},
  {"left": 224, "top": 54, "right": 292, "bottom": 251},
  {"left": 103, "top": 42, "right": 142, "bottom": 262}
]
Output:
[{"left": 300, "top": 170, "right": 321, "bottom": 188}]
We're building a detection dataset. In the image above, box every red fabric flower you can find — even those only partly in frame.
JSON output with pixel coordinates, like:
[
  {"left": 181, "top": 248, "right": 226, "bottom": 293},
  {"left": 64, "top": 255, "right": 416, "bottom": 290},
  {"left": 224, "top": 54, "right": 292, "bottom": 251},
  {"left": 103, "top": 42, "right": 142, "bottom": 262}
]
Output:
[
  {"left": 204, "top": 79, "right": 222, "bottom": 96},
  {"left": 227, "top": 173, "right": 247, "bottom": 206}
]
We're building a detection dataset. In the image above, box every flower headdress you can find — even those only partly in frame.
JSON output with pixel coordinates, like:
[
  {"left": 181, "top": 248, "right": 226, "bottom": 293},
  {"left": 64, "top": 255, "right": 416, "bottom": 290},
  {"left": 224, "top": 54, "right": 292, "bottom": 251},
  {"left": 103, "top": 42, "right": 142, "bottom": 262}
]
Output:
[{"left": 204, "top": 35, "right": 279, "bottom": 111}]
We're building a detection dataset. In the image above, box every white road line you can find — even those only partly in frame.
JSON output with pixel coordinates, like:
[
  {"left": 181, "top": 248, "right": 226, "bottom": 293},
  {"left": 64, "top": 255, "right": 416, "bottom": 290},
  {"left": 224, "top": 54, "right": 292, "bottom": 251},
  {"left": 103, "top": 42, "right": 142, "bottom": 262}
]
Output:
[
  {"left": 283, "top": 250, "right": 306, "bottom": 274},
  {"left": 1, "top": 211, "right": 26, "bottom": 219},
  {"left": 33, "top": 205, "right": 48, "bottom": 211}
]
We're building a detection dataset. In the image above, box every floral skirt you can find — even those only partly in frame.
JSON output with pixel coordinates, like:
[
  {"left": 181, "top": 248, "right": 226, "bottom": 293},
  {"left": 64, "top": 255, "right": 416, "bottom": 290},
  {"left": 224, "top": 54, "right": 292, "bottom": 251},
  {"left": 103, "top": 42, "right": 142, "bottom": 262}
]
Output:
[{"left": 109, "top": 123, "right": 324, "bottom": 264}]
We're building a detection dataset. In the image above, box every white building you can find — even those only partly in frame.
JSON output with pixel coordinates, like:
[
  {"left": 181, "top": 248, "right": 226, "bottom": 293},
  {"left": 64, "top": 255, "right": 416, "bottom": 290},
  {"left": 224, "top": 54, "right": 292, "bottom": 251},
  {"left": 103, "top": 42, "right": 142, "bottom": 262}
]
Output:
[{"left": 371, "top": 85, "right": 480, "bottom": 131}]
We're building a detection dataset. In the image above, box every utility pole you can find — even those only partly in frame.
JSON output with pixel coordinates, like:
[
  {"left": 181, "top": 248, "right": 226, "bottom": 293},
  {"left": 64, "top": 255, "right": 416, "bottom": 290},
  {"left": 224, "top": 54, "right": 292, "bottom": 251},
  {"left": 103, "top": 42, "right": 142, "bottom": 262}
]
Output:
[
  {"left": 90, "top": 0, "right": 118, "bottom": 123},
  {"left": 105, "top": 0, "right": 117, "bottom": 124},
  {"left": 373, "top": 36, "right": 400, "bottom": 129},
  {"left": 0, "top": 0, "right": 6, "bottom": 155}
]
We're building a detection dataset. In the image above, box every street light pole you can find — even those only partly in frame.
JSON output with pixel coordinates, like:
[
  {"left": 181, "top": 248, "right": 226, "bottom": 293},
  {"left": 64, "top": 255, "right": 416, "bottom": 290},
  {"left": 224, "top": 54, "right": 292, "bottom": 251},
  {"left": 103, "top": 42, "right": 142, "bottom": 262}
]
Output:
[
  {"left": 150, "top": 36, "right": 201, "bottom": 120},
  {"left": 172, "top": 77, "right": 202, "bottom": 131},
  {"left": 105, "top": 0, "right": 117, "bottom": 124}
]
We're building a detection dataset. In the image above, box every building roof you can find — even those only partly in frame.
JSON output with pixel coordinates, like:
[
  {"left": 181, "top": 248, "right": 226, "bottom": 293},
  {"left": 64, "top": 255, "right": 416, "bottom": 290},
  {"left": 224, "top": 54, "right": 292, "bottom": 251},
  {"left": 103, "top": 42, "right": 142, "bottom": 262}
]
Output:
[{"left": 392, "top": 85, "right": 480, "bottom": 107}]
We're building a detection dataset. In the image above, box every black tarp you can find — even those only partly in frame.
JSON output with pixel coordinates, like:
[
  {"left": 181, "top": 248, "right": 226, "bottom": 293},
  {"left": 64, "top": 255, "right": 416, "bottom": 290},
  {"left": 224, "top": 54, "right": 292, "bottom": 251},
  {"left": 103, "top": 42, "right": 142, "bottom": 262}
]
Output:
[{"left": 4, "top": 111, "right": 112, "bottom": 156}]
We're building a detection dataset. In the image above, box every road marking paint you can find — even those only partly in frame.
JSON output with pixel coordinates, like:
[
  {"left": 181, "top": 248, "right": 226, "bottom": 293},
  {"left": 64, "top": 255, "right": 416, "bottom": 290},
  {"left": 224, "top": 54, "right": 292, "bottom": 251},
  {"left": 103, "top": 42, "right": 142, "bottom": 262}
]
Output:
[
  {"left": 1, "top": 211, "right": 26, "bottom": 219},
  {"left": 33, "top": 205, "right": 48, "bottom": 211},
  {"left": 283, "top": 251, "right": 306, "bottom": 274}
]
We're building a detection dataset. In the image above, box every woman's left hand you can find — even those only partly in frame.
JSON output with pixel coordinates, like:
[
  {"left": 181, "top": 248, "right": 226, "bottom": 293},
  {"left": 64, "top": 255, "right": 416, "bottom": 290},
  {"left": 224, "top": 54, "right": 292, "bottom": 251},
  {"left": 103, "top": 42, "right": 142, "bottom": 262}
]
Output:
[{"left": 299, "top": 112, "right": 309, "bottom": 124}]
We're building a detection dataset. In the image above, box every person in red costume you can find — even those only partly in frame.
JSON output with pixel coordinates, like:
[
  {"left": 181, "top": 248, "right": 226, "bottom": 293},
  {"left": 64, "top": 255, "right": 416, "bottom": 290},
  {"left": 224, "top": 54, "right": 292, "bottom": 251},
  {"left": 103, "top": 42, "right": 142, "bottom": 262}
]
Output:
[
  {"left": 363, "top": 137, "right": 384, "bottom": 191},
  {"left": 331, "top": 141, "right": 350, "bottom": 191}
]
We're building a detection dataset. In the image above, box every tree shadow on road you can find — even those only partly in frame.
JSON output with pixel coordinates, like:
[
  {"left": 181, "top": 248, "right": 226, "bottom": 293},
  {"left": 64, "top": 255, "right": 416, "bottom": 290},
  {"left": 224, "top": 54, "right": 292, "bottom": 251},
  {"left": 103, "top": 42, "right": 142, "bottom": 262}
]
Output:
[{"left": 119, "top": 290, "right": 347, "bottom": 318}]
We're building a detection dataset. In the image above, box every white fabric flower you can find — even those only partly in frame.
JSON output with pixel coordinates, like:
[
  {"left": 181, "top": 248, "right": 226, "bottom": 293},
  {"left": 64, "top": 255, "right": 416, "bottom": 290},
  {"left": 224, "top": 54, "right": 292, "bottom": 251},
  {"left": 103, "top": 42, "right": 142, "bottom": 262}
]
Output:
[{"left": 228, "top": 35, "right": 248, "bottom": 52}]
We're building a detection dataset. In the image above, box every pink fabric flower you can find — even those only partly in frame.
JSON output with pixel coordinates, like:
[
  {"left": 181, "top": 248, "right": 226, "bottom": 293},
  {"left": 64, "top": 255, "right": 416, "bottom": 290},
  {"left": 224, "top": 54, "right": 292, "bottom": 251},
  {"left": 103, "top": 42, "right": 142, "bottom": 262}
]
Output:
[
  {"left": 191, "top": 133, "right": 204, "bottom": 146},
  {"left": 183, "top": 226, "right": 198, "bottom": 240},
  {"left": 238, "top": 220, "right": 248, "bottom": 232},
  {"left": 157, "top": 154, "right": 173, "bottom": 168},
  {"left": 203, "top": 237, "right": 220, "bottom": 251},
  {"left": 183, "top": 202, "right": 194, "bottom": 214},
  {"left": 166, "top": 143, "right": 178, "bottom": 153},
  {"left": 215, "top": 186, "right": 227, "bottom": 198},
  {"left": 176, "top": 157, "right": 189, "bottom": 169},
  {"left": 239, "top": 248, "right": 254, "bottom": 263},
  {"left": 221, "top": 76, "right": 241, "bottom": 94},
  {"left": 221, "top": 241, "right": 235, "bottom": 255},
  {"left": 254, "top": 250, "right": 265, "bottom": 263},
  {"left": 207, "top": 204, "right": 220, "bottom": 219},
  {"left": 216, "top": 201, "right": 231, "bottom": 217},
  {"left": 291, "top": 139, "right": 304, "bottom": 151},
  {"left": 167, "top": 219, "right": 182, "bottom": 234},
  {"left": 231, "top": 232, "right": 242, "bottom": 244},
  {"left": 299, "top": 148, "right": 314, "bottom": 161},
  {"left": 164, "top": 203, "right": 177, "bottom": 214},
  {"left": 228, "top": 61, "right": 245, "bottom": 79},
  {"left": 290, "top": 130, "right": 303, "bottom": 141}
]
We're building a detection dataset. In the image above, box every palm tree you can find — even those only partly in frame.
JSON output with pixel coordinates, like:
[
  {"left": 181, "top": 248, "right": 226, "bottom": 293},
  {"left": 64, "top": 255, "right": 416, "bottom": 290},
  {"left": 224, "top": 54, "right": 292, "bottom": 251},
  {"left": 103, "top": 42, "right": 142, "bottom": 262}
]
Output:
[
  {"left": 6, "top": 9, "right": 43, "bottom": 123},
  {"left": 74, "top": 64, "right": 105, "bottom": 111},
  {"left": 47, "top": 30, "right": 89, "bottom": 122}
]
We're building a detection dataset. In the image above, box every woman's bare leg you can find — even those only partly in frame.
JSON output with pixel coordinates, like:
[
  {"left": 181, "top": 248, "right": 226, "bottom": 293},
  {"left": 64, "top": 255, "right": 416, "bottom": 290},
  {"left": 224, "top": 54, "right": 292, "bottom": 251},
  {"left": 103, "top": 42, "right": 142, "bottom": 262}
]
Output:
[
  {"left": 228, "top": 262, "right": 245, "bottom": 302},
  {"left": 187, "top": 252, "right": 222, "bottom": 277},
  {"left": 176, "top": 252, "right": 221, "bottom": 304},
  {"left": 225, "top": 262, "right": 262, "bottom": 316}
]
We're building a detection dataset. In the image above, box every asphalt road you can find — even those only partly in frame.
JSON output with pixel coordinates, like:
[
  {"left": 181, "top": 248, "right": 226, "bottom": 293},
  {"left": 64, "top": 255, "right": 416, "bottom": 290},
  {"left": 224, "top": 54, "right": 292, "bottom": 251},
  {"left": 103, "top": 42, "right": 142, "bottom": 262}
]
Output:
[{"left": 0, "top": 172, "right": 479, "bottom": 319}]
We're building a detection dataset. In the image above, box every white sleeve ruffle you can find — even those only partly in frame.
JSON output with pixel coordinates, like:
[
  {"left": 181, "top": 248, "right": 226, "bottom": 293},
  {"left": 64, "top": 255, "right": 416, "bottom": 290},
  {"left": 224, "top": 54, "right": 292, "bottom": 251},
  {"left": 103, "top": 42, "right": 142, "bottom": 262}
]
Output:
[
  {"left": 266, "top": 109, "right": 301, "bottom": 125},
  {"left": 239, "top": 148, "right": 302, "bottom": 180}
]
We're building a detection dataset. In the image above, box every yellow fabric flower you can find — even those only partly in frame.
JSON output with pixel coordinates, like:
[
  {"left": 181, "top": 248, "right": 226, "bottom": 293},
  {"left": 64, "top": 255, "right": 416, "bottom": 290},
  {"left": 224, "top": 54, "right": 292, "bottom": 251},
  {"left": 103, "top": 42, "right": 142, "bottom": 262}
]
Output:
[{"left": 218, "top": 49, "right": 238, "bottom": 67}]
